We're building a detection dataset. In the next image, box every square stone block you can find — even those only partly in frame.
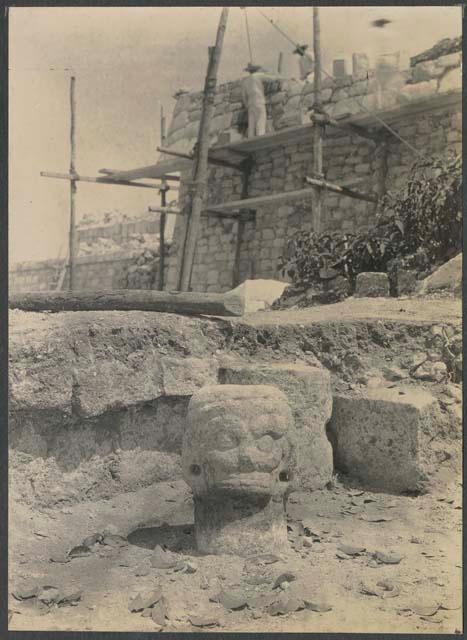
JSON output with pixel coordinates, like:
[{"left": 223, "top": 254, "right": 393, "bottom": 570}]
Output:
[
  {"left": 355, "top": 272, "right": 390, "bottom": 298},
  {"left": 329, "top": 387, "right": 441, "bottom": 493}
]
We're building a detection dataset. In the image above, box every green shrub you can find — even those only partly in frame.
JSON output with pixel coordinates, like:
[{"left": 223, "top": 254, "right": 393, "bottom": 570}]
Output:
[{"left": 278, "top": 153, "right": 462, "bottom": 293}]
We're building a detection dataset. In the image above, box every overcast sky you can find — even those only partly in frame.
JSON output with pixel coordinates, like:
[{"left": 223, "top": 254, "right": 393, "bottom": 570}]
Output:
[{"left": 9, "top": 5, "right": 462, "bottom": 263}]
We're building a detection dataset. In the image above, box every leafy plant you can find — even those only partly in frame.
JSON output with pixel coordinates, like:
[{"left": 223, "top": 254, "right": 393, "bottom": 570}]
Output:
[{"left": 279, "top": 153, "right": 462, "bottom": 294}]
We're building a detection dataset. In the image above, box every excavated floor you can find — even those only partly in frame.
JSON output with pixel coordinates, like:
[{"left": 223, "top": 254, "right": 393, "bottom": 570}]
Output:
[{"left": 8, "top": 295, "right": 463, "bottom": 633}]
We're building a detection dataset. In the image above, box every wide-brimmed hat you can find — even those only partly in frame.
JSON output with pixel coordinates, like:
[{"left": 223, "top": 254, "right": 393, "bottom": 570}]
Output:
[{"left": 244, "top": 62, "right": 264, "bottom": 73}]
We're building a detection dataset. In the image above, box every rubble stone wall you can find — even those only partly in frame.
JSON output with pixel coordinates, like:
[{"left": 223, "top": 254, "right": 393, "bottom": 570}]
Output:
[
  {"left": 10, "top": 253, "right": 134, "bottom": 293},
  {"left": 165, "top": 38, "right": 462, "bottom": 292}
]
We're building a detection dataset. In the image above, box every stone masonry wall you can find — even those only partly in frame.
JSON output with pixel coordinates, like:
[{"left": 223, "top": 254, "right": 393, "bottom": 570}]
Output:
[
  {"left": 165, "top": 37, "right": 462, "bottom": 292},
  {"left": 10, "top": 253, "right": 134, "bottom": 293}
]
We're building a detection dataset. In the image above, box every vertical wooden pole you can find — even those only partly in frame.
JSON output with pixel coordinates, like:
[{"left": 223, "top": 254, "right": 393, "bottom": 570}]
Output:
[
  {"left": 178, "top": 7, "right": 229, "bottom": 291},
  {"left": 375, "top": 139, "right": 388, "bottom": 200},
  {"left": 277, "top": 51, "right": 284, "bottom": 73},
  {"left": 158, "top": 105, "right": 168, "bottom": 291},
  {"left": 69, "top": 76, "right": 77, "bottom": 291},
  {"left": 232, "top": 157, "right": 253, "bottom": 288},
  {"left": 312, "top": 8, "right": 324, "bottom": 234}
]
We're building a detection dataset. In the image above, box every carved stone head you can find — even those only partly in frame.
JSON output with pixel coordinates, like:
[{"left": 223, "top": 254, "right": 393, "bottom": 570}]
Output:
[{"left": 182, "top": 384, "right": 295, "bottom": 499}]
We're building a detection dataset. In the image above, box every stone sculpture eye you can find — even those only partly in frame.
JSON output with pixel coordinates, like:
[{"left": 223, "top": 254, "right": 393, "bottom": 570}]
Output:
[{"left": 190, "top": 464, "right": 201, "bottom": 476}]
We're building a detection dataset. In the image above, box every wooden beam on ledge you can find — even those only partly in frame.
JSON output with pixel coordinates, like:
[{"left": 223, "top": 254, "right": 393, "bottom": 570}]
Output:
[
  {"left": 305, "top": 175, "right": 378, "bottom": 203},
  {"left": 157, "top": 145, "right": 243, "bottom": 172},
  {"left": 148, "top": 205, "right": 255, "bottom": 222},
  {"left": 206, "top": 186, "right": 318, "bottom": 212},
  {"left": 309, "top": 111, "right": 381, "bottom": 143},
  {"left": 40, "top": 171, "right": 178, "bottom": 191},
  {"left": 99, "top": 168, "right": 180, "bottom": 182}
]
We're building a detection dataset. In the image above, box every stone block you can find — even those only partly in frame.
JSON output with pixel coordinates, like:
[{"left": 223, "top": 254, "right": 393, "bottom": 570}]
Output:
[
  {"left": 397, "top": 80, "right": 438, "bottom": 104},
  {"left": 355, "top": 272, "right": 390, "bottom": 298},
  {"left": 355, "top": 163, "right": 370, "bottom": 174},
  {"left": 333, "top": 58, "right": 349, "bottom": 78},
  {"left": 396, "top": 269, "right": 419, "bottom": 296},
  {"left": 261, "top": 228, "right": 275, "bottom": 241},
  {"left": 227, "top": 279, "right": 288, "bottom": 313},
  {"left": 411, "top": 60, "right": 441, "bottom": 83},
  {"left": 207, "top": 269, "right": 218, "bottom": 285},
  {"left": 218, "top": 363, "right": 333, "bottom": 490},
  {"left": 435, "top": 51, "right": 462, "bottom": 70},
  {"left": 348, "top": 79, "right": 370, "bottom": 97},
  {"left": 438, "top": 66, "right": 462, "bottom": 93},
  {"left": 417, "top": 253, "right": 462, "bottom": 296},
  {"left": 271, "top": 91, "right": 287, "bottom": 105},
  {"left": 329, "top": 97, "right": 363, "bottom": 119},
  {"left": 352, "top": 52, "right": 369, "bottom": 79},
  {"left": 329, "top": 387, "right": 443, "bottom": 493}
]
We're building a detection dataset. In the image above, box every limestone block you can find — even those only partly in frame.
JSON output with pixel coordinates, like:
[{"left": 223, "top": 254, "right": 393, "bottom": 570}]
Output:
[
  {"left": 355, "top": 163, "right": 370, "bottom": 174},
  {"left": 218, "top": 363, "right": 333, "bottom": 490},
  {"left": 285, "top": 95, "right": 302, "bottom": 110},
  {"left": 227, "top": 279, "right": 288, "bottom": 313},
  {"left": 395, "top": 269, "right": 418, "bottom": 296},
  {"left": 355, "top": 272, "right": 390, "bottom": 298},
  {"left": 451, "top": 111, "right": 462, "bottom": 130},
  {"left": 175, "top": 93, "right": 195, "bottom": 113},
  {"left": 329, "top": 97, "right": 364, "bottom": 119},
  {"left": 285, "top": 80, "right": 304, "bottom": 98},
  {"left": 447, "top": 130, "right": 461, "bottom": 143},
  {"left": 348, "top": 79, "right": 370, "bottom": 97},
  {"left": 411, "top": 61, "right": 441, "bottom": 82},
  {"left": 188, "top": 109, "right": 202, "bottom": 123},
  {"left": 417, "top": 253, "right": 462, "bottom": 296},
  {"left": 352, "top": 52, "right": 369, "bottom": 79},
  {"left": 170, "top": 110, "right": 189, "bottom": 133},
  {"left": 435, "top": 51, "right": 461, "bottom": 70},
  {"left": 397, "top": 79, "right": 438, "bottom": 104},
  {"left": 333, "top": 59, "right": 349, "bottom": 78},
  {"left": 271, "top": 91, "right": 287, "bottom": 105},
  {"left": 329, "top": 387, "right": 443, "bottom": 493},
  {"left": 438, "top": 66, "right": 462, "bottom": 93},
  {"left": 211, "top": 113, "right": 233, "bottom": 133},
  {"left": 207, "top": 269, "right": 218, "bottom": 285},
  {"left": 182, "top": 384, "right": 296, "bottom": 555}
]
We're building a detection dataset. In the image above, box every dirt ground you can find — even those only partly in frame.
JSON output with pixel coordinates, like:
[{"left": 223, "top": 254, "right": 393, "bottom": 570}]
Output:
[
  {"left": 8, "top": 295, "right": 463, "bottom": 633},
  {"left": 238, "top": 294, "right": 462, "bottom": 327},
  {"left": 9, "top": 475, "right": 462, "bottom": 633}
]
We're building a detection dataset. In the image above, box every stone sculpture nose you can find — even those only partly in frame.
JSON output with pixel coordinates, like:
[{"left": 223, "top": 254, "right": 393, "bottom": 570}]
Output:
[{"left": 238, "top": 444, "right": 280, "bottom": 472}]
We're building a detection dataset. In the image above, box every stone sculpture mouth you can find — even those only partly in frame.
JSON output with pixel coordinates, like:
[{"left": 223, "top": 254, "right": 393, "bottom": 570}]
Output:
[{"left": 216, "top": 471, "right": 287, "bottom": 493}]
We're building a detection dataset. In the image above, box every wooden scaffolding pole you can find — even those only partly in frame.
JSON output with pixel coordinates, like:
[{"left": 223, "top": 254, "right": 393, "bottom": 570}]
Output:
[
  {"left": 232, "top": 157, "right": 253, "bottom": 288},
  {"left": 312, "top": 8, "right": 324, "bottom": 234},
  {"left": 69, "top": 76, "right": 77, "bottom": 291},
  {"left": 40, "top": 171, "right": 174, "bottom": 191},
  {"left": 178, "top": 7, "right": 230, "bottom": 291},
  {"left": 158, "top": 105, "right": 168, "bottom": 291},
  {"left": 305, "top": 176, "right": 378, "bottom": 203}
]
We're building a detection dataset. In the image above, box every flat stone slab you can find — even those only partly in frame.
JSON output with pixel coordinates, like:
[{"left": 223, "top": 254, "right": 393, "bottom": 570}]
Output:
[
  {"left": 355, "top": 272, "right": 390, "bottom": 298},
  {"left": 329, "top": 387, "right": 441, "bottom": 493},
  {"left": 227, "top": 279, "right": 289, "bottom": 313},
  {"left": 218, "top": 362, "right": 333, "bottom": 491}
]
